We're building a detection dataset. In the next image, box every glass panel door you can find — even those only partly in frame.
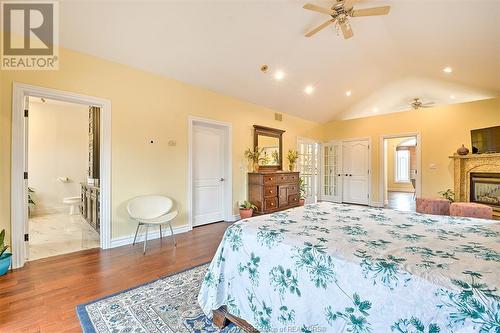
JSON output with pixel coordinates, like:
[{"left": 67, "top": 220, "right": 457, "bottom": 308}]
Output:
[
  {"left": 322, "top": 142, "right": 342, "bottom": 202},
  {"left": 297, "top": 140, "right": 319, "bottom": 203}
]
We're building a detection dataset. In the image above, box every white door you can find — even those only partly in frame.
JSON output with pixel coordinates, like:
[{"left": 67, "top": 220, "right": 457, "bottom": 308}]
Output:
[
  {"left": 24, "top": 96, "right": 30, "bottom": 259},
  {"left": 322, "top": 142, "right": 342, "bottom": 202},
  {"left": 342, "top": 140, "right": 370, "bottom": 205},
  {"left": 297, "top": 140, "right": 319, "bottom": 203},
  {"left": 193, "top": 123, "right": 226, "bottom": 226}
]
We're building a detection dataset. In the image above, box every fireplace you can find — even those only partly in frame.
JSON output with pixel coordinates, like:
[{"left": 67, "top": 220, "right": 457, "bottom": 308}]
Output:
[{"left": 470, "top": 173, "right": 500, "bottom": 210}]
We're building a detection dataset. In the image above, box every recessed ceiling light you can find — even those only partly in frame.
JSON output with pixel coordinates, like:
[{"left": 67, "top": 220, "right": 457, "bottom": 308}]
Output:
[
  {"left": 274, "top": 70, "right": 285, "bottom": 81},
  {"left": 450, "top": 95, "right": 456, "bottom": 99},
  {"left": 443, "top": 66, "right": 453, "bottom": 73},
  {"left": 304, "top": 85, "right": 314, "bottom": 95},
  {"left": 345, "top": 90, "right": 352, "bottom": 97},
  {"left": 372, "top": 107, "right": 379, "bottom": 113}
]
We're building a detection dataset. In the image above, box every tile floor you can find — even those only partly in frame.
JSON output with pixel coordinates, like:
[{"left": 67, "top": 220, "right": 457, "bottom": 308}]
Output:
[
  {"left": 387, "top": 191, "right": 416, "bottom": 212},
  {"left": 28, "top": 213, "right": 100, "bottom": 261}
]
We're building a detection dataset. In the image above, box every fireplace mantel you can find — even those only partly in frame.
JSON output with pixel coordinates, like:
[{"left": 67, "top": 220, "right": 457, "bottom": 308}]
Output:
[{"left": 450, "top": 153, "right": 500, "bottom": 218}]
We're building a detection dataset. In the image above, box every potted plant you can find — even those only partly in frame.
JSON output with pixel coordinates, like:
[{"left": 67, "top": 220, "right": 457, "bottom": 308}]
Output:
[
  {"left": 438, "top": 189, "right": 455, "bottom": 202},
  {"left": 239, "top": 201, "right": 257, "bottom": 219},
  {"left": 287, "top": 150, "right": 299, "bottom": 171},
  {"left": 244, "top": 147, "right": 264, "bottom": 172},
  {"left": 299, "top": 177, "right": 306, "bottom": 206},
  {"left": 0, "top": 229, "right": 12, "bottom": 276}
]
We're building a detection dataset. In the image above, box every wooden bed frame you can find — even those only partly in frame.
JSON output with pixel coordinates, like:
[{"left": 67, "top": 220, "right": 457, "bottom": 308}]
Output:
[{"left": 213, "top": 306, "right": 259, "bottom": 332}]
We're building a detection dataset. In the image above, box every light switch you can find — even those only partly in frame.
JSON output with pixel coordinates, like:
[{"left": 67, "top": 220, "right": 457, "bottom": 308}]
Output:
[
  {"left": 429, "top": 163, "right": 437, "bottom": 169},
  {"left": 168, "top": 140, "right": 177, "bottom": 147}
]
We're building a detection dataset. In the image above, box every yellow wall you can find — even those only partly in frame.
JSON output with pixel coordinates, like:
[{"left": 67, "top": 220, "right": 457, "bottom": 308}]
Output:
[
  {"left": 0, "top": 48, "right": 321, "bottom": 243},
  {"left": 321, "top": 98, "right": 500, "bottom": 204}
]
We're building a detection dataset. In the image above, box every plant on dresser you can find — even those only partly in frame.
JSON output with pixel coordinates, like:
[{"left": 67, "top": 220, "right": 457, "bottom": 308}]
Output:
[
  {"left": 244, "top": 147, "right": 265, "bottom": 173},
  {"left": 248, "top": 171, "right": 300, "bottom": 215},
  {"left": 286, "top": 149, "right": 299, "bottom": 171}
]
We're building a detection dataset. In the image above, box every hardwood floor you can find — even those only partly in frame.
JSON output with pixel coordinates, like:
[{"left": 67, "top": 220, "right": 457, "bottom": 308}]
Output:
[
  {"left": 387, "top": 191, "right": 416, "bottom": 212},
  {"left": 0, "top": 222, "right": 230, "bottom": 332}
]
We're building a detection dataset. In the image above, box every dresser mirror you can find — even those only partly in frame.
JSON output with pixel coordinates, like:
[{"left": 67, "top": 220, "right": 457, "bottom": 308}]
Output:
[{"left": 253, "top": 125, "right": 285, "bottom": 171}]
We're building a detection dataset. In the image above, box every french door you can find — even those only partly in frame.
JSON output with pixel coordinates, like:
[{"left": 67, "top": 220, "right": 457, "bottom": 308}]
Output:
[
  {"left": 322, "top": 142, "right": 343, "bottom": 202},
  {"left": 297, "top": 140, "right": 319, "bottom": 203}
]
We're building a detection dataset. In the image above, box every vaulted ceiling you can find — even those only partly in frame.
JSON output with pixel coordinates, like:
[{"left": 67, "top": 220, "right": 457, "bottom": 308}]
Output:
[{"left": 59, "top": 0, "right": 500, "bottom": 122}]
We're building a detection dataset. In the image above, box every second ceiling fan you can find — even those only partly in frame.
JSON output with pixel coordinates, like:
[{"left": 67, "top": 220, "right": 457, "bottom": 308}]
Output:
[{"left": 303, "top": 0, "right": 391, "bottom": 39}]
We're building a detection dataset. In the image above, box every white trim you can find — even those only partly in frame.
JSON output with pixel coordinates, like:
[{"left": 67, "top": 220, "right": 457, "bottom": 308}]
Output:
[
  {"left": 110, "top": 224, "right": 191, "bottom": 248},
  {"left": 370, "top": 201, "right": 384, "bottom": 208},
  {"left": 379, "top": 133, "right": 422, "bottom": 209},
  {"left": 11, "top": 82, "right": 112, "bottom": 269},
  {"left": 229, "top": 214, "right": 240, "bottom": 222},
  {"left": 187, "top": 116, "right": 233, "bottom": 229}
]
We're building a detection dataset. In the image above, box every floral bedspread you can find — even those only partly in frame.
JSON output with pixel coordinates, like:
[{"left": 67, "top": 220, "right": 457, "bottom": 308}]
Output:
[{"left": 198, "top": 202, "right": 500, "bottom": 333}]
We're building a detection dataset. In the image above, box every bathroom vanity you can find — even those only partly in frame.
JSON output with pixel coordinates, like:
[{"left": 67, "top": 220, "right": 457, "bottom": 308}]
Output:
[{"left": 81, "top": 183, "right": 100, "bottom": 233}]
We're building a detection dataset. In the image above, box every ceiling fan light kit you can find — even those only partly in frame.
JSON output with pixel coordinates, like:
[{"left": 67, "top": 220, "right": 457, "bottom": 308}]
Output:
[{"left": 303, "top": 0, "right": 391, "bottom": 39}]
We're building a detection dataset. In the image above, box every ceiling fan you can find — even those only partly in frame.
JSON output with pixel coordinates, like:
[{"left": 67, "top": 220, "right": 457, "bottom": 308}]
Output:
[
  {"left": 303, "top": 0, "right": 391, "bottom": 39},
  {"left": 410, "top": 98, "right": 435, "bottom": 110}
]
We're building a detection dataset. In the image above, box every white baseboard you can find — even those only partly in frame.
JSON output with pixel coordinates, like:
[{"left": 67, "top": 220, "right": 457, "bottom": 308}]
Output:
[
  {"left": 370, "top": 201, "right": 384, "bottom": 208},
  {"left": 110, "top": 224, "right": 192, "bottom": 248},
  {"left": 228, "top": 214, "right": 240, "bottom": 222}
]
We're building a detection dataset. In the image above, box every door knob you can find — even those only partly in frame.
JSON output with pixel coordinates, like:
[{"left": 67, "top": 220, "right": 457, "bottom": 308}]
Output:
[
  {"left": 337, "top": 174, "right": 341, "bottom": 176},
  {"left": 345, "top": 174, "right": 348, "bottom": 176},
  {"left": 220, "top": 178, "right": 225, "bottom": 182},
  {"left": 349, "top": 174, "right": 352, "bottom": 177}
]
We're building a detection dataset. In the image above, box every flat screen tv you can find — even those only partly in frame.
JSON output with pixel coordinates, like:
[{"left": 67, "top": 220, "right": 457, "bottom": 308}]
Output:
[{"left": 471, "top": 125, "right": 500, "bottom": 154}]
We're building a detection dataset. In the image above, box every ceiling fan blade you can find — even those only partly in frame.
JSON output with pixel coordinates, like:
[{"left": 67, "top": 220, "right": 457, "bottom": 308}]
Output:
[
  {"left": 351, "top": 6, "right": 390, "bottom": 17},
  {"left": 340, "top": 21, "right": 353, "bottom": 39},
  {"left": 303, "top": 3, "right": 334, "bottom": 15},
  {"left": 305, "top": 19, "right": 335, "bottom": 37}
]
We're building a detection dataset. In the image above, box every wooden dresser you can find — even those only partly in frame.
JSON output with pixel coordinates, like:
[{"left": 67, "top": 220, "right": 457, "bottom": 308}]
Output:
[{"left": 248, "top": 171, "right": 300, "bottom": 215}]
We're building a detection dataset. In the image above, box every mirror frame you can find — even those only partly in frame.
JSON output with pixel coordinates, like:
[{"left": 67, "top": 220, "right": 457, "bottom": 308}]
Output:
[{"left": 253, "top": 125, "right": 285, "bottom": 172}]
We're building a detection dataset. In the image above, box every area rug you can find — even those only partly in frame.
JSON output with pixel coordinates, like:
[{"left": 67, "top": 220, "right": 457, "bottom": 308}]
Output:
[{"left": 76, "top": 263, "right": 240, "bottom": 333}]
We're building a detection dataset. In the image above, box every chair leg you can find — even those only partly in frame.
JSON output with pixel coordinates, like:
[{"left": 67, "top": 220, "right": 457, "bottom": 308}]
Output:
[
  {"left": 159, "top": 225, "right": 162, "bottom": 239},
  {"left": 169, "top": 222, "right": 176, "bottom": 247},
  {"left": 133, "top": 223, "right": 141, "bottom": 245},
  {"left": 143, "top": 224, "right": 149, "bottom": 255}
]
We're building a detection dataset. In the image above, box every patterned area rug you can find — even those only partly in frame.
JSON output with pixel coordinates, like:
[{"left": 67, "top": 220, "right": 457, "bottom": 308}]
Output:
[{"left": 76, "top": 264, "right": 240, "bottom": 333}]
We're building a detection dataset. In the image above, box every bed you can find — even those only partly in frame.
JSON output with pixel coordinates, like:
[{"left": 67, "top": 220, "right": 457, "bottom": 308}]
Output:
[{"left": 198, "top": 202, "right": 499, "bottom": 332}]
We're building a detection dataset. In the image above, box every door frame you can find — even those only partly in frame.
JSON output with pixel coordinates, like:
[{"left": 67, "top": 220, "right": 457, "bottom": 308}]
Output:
[
  {"left": 187, "top": 116, "right": 233, "bottom": 228},
  {"left": 340, "top": 137, "right": 372, "bottom": 205},
  {"left": 379, "top": 133, "right": 422, "bottom": 206},
  {"left": 11, "top": 82, "right": 112, "bottom": 269}
]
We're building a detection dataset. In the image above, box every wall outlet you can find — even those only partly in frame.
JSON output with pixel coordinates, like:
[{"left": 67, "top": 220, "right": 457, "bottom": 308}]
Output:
[
  {"left": 429, "top": 163, "right": 437, "bottom": 169},
  {"left": 168, "top": 140, "right": 177, "bottom": 147}
]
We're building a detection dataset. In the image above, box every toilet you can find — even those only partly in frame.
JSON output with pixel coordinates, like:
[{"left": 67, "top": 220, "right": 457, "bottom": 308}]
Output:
[{"left": 63, "top": 196, "right": 81, "bottom": 215}]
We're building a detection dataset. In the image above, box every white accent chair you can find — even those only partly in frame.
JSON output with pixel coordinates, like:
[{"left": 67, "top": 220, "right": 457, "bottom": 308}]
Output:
[{"left": 126, "top": 195, "right": 178, "bottom": 254}]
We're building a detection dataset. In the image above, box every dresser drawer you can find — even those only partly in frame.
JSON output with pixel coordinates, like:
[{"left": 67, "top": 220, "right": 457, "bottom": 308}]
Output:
[
  {"left": 263, "top": 175, "right": 277, "bottom": 185},
  {"left": 277, "top": 174, "right": 288, "bottom": 183},
  {"left": 287, "top": 173, "right": 299, "bottom": 183},
  {"left": 288, "top": 194, "right": 300, "bottom": 205},
  {"left": 287, "top": 184, "right": 299, "bottom": 195},
  {"left": 264, "top": 186, "right": 277, "bottom": 198},
  {"left": 264, "top": 197, "right": 278, "bottom": 210}
]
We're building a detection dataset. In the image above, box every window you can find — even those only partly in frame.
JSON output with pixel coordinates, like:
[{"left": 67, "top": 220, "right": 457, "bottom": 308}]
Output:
[{"left": 395, "top": 149, "right": 410, "bottom": 183}]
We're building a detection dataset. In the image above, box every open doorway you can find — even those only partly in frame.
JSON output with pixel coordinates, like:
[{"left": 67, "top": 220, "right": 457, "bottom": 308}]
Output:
[
  {"left": 11, "top": 83, "right": 111, "bottom": 269},
  {"left": 27, "top": 97, "right": 100, "bottom": 260},
  {"left": 382, "top": 134, "right": 421, "bottom": 212}
]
